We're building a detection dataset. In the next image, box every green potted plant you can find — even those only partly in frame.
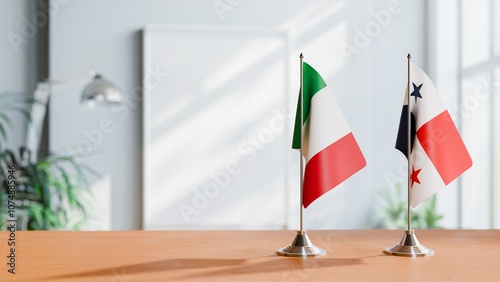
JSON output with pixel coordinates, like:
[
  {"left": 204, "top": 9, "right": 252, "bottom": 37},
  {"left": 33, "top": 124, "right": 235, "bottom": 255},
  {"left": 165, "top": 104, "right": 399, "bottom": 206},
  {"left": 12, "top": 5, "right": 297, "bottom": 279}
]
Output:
[
  {"left": 373, "top": 181, "right": 444, "bottom": 229},
  {"left": 0, "top": 92, "right": 94, "bottom": 230}
]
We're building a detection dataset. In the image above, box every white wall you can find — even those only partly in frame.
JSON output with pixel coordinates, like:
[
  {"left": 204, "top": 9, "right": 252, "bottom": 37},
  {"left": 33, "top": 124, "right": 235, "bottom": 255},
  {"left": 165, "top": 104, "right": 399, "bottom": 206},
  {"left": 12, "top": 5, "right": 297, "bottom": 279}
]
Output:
[
  {"left": 49, "top": 0, "right": 426, "bottom": 230},
  {"left": 0, "top": 0, "right": 38, "bottom": 149},
  {"left": 427, "top": 0, "right": 461, "bottom": 229}
]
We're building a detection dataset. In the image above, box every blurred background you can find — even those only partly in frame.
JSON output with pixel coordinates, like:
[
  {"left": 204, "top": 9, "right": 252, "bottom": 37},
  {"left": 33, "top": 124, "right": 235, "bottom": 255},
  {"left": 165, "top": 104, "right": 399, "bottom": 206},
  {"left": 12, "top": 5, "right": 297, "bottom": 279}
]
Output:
[{"left": 0, "top": 0, "right": 498, "bottom": 230}]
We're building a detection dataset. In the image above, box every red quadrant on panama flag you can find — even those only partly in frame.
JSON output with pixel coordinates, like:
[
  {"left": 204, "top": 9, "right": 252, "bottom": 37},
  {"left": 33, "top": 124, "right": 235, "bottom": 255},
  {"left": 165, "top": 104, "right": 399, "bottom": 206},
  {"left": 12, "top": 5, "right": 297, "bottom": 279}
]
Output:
[{"left": 416, "top": 110, "right": 473, "bottom": 185}]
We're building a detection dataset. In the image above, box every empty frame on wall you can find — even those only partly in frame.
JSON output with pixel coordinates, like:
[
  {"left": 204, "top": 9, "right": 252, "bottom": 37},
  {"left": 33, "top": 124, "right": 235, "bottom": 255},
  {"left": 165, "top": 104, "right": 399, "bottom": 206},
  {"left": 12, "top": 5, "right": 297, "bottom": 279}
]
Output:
[{"left": 142, "top": 25, "right": 292, "bottom": 229}]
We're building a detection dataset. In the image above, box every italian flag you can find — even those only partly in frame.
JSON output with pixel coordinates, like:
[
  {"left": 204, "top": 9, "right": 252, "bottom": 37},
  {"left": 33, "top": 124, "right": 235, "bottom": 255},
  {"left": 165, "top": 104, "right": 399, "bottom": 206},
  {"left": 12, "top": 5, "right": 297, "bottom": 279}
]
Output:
[{"left": 293, "top": 62, "right": 366, "bottom": 208}]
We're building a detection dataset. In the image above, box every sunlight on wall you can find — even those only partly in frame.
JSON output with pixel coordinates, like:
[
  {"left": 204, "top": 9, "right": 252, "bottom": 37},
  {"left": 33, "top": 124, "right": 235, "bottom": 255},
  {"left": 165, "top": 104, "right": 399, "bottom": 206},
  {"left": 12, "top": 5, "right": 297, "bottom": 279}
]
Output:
[{"left": 202, "top": 36, "right": 287, "bottom": 93}]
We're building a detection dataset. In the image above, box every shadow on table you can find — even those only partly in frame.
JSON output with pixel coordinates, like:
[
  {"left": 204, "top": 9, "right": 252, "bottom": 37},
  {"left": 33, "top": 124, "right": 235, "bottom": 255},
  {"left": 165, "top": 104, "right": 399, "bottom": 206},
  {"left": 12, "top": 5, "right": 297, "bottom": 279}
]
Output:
[
  {"left": 180, "top": 255, "right": 374, "bottom": 279},
  {"left": 44, "top": 258, "right": 249, "bottom": 280},
  {"left": 43, "top": 255, "right": 378, "bottom": 280}
]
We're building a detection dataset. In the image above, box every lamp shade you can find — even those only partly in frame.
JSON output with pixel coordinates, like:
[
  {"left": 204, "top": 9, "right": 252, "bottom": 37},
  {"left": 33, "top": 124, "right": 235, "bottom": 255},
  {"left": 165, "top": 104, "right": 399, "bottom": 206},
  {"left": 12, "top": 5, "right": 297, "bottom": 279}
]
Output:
[{"left": 81, "top": 74, "right": 122, "bottom": 105}]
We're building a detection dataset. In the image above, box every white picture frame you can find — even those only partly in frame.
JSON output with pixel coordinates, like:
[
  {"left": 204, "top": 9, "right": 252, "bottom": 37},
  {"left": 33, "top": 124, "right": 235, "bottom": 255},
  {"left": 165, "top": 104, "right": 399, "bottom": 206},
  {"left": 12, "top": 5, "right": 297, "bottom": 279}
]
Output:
[{"left": 142, "top": 24, "right": 292, "bottom": 230}]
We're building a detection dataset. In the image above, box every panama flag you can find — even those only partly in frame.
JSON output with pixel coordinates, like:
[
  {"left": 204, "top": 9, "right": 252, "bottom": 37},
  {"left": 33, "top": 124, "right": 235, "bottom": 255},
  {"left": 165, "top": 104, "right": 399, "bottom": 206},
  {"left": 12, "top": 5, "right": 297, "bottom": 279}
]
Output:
[
  {"left": 292, "top": 62, "right": 366, "bottom": 208},
  {"left": 395, "top": 62, "right": 472, "bottom": 207}
]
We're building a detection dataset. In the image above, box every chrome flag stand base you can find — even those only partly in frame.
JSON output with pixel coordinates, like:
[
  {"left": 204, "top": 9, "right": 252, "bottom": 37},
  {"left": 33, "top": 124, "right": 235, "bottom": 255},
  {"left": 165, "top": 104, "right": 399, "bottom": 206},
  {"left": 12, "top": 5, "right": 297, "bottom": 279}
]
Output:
[
  {"left": 277, "top": 230, "right": 326, "bottom": 257},
  {"left": 383, "top": 230, "right": 434, "bottom": 257}
]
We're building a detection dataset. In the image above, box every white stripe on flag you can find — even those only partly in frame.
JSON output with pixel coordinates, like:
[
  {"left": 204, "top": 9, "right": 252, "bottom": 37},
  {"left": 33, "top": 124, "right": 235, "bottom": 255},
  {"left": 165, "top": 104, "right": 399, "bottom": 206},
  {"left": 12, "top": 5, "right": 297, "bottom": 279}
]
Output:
[
  {"left": 411, "top": 63, "right": 447, "bottom": 128},
  {"left": 304, "top": 87, "right": 351, "bottom": 162}
]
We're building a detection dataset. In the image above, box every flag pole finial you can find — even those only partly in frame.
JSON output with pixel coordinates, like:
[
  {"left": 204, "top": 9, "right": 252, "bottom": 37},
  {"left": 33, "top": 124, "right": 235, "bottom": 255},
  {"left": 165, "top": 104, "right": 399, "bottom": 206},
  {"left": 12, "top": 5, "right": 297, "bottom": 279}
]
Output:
[{"left": 407, "top": 53, "right": 411, "bottom": 59}]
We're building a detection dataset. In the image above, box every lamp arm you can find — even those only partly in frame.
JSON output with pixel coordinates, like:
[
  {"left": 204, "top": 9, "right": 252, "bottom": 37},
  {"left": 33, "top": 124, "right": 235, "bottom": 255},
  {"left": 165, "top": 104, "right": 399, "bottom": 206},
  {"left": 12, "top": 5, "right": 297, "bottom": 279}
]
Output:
[{"left": 25, "top": 67, "right": 97, "bottom": 161}]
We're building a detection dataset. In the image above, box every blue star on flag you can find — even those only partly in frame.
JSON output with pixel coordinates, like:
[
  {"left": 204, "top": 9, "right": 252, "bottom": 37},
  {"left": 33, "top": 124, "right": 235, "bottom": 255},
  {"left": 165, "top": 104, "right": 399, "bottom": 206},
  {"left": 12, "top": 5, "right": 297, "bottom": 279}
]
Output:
[{"left": 411, "top": 82, "right": 423, "bottom": 102}]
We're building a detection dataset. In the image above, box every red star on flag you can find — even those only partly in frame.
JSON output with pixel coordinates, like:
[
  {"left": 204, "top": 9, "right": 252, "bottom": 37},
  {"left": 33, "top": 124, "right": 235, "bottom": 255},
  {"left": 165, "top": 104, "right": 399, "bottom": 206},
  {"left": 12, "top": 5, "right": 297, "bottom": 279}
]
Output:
[{"left": 411, "top": 166, "right": 421, "bottom": 187}]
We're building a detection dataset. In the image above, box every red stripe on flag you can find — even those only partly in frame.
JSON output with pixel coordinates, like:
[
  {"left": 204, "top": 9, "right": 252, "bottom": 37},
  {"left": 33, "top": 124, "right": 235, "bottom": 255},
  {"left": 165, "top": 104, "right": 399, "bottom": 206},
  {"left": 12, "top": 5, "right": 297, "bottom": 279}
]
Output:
[
  {"left": 416, "top": 110, "right": 472, "bottom": 185},
  {"left": 303, "top": 132, "right": 366, "bottom": 208}
]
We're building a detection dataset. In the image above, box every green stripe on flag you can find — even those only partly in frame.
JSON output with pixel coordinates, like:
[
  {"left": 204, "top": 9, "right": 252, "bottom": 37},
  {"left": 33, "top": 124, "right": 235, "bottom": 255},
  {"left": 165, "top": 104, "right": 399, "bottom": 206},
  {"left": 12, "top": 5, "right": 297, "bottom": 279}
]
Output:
[{"left": 292, "top": 62, "right": 328, "bottom": 149}]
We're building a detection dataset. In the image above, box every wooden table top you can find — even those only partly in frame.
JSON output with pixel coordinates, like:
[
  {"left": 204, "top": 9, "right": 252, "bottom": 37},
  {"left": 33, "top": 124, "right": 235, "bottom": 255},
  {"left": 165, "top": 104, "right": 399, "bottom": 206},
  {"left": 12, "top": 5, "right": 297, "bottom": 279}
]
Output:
[{"left": 0, "top": 229, "right": 499, "bottom": 281}]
